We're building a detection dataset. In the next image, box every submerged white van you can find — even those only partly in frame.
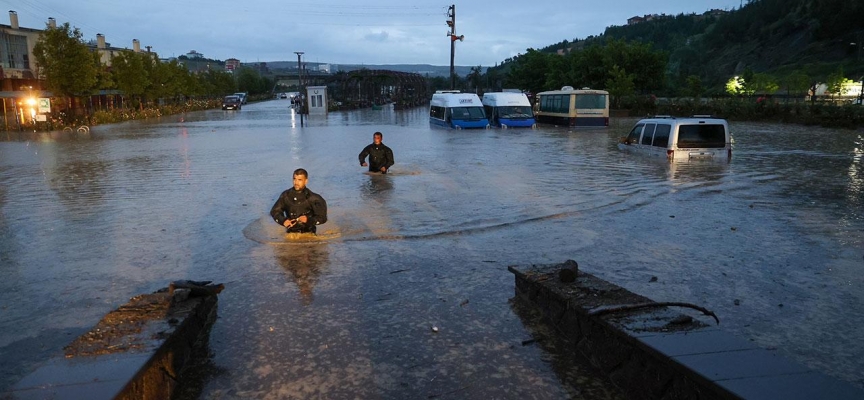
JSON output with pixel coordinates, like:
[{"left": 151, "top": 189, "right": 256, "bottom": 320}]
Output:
[
  {"left": 618, "top": 116, "right": 732, "bottom": 161},
  {"left": 429, "top": 91, "right": 490, "bottom": 129},
  {"left": 481, "top": 92, "right": 536, "bottom": 128}
]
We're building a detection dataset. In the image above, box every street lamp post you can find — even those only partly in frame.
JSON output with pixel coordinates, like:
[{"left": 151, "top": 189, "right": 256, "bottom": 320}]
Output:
[{"left": 295, "top": 51, "right": 305, "bottom": 125}]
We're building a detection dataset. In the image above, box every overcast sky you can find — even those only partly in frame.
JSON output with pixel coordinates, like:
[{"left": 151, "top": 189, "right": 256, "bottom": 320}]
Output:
[{"left": 4, "top": 1, "right": 741, "bottom": 66}]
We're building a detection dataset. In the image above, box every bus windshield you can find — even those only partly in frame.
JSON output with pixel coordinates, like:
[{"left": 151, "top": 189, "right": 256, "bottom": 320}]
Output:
[
  {"left": 497, "top": 106, "right": 534, "bottom": 119},
  {"left": 450, "top": 107, "right": 486, "bottom": 121},
  {"left": 574, "top": 94, "right": 607, "bottom": 109}
]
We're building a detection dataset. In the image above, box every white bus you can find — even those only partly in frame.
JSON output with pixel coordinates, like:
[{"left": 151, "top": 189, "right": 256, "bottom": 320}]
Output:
[
  {"left": 535, "top": 87, "right": 609, "bottom": 127},
  {"left": 481, "top": 92, "right": 536, "bottom": 128},
  {"left": 429, "top": 91, "right": 490, "bottom": 129}
]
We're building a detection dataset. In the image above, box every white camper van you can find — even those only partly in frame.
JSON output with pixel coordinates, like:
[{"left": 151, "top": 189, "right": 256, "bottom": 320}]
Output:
[
  {"left": 429, "top": 91, "right": 490, "bottom": 129},
  {"left": 481, "top": 92, "right": 536, "bottom": 128}
]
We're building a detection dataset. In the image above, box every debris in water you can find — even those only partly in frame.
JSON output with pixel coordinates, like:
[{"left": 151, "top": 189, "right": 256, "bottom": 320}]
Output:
[
  {"left": 668, "top": 315, "right": 693, "bottom": 325},
  {"left": 459, "top": 299, "right": 469, "bottom": 307},
  {"left": 390, "top": 269, "right": 410, "bottom": 274},
  {"left": 734, "top": 299, "right": 741, "bottom": 306},
  {"left": 558, "top": 260, "right": 578, "bottom": 283},
  {"left": 521, "top": 339, "right": 537, "bottom": 346},
  {"left": 649, "top": 276, "right": 658, "bottom": 283},
  {"left": 268, "top": 326, "right": 274, "bottom": 332},
  {"left": 431, "top": 326, "right": 439, "bottom": 333},
  {"left": 731, "top": 227, "right": 737, "bottom": 231}
]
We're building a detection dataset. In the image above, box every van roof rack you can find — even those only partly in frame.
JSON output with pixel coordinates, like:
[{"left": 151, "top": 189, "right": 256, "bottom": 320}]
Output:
[
  {"left": 651, "top": 115, "right": 675, "bottom": 119},
  {"left": 691, "top": 114, "right": 713, "bottom": 118}
]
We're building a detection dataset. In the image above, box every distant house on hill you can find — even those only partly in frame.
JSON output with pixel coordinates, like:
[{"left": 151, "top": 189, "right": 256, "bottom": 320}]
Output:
[
  {"left": 627, "top": 16, "right": 644, "bottom": 25},
  {"left": 225, "top": 58, "right": 240, "bottom": 72},
  {"left": 186, "top": 50, "right": 204, "bottom": 59}
]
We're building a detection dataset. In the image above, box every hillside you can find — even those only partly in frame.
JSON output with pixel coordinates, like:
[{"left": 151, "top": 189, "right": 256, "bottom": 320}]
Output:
[{"left": 498, "top": 0, "right": 864, "bottom": 94}]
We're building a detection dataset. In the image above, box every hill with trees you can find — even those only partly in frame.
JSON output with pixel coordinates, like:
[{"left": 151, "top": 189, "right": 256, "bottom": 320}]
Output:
[{"left": 489, "top": 0, "right": 864, "bottom": 97}]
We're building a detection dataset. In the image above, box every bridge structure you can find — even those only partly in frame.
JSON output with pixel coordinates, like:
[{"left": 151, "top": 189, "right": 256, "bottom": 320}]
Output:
[
  {"left": 328, "top": 69, "right": 429, "bottom": 110},
  {"left": 272, "top": 69, "right": 429, "bottom": 110}
]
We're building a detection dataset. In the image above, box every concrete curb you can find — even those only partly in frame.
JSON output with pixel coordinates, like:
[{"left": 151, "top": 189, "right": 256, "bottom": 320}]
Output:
[
  {"left": 5, "top": 286, "right": 219, "bottom": 399},
  {"left": 508, "top": 262, "right": 863, "bottom": 400}
]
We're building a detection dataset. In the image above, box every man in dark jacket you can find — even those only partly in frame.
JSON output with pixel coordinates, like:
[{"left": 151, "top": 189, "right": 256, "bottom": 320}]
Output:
[
  {"left": 358, "top": 131, "right": 394, "bottom": 174},
  {"left": 270, "top": 168, "right": 328, "bottom": 234}
]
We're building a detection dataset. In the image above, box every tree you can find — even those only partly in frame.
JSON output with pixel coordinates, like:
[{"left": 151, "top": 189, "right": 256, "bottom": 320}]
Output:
[
  {"left": 111, "top": 50, "right": 150, "bottom": 109},
  {"left": 783, "top": 70, "right": 810, "bottom": 101},
  {"left": 725, "top": 76, "right": 746, "bottom": 95},
  {"left": 466, "top": 66, "right": 483, "bottom": 93},
  {"left": 605, "top": 65, "right": 635, "bottom": 108},
  {"left": 32, "top": 22, "right": 98, "bottom": 97},
  {"left": 236, "top": 67, "right": 266, "bottom": 95},
  {"left": 749, "top": 72, "right": 779, "bottom": 96},
  {"left": 826, "top": 67, "right": 852, "bottom": 97},
  {"left": 684, "top": 75, "right": 703, "bottom": 99},
  {"left": 505, "top": 49, "right": 553, "bottom": 94}
]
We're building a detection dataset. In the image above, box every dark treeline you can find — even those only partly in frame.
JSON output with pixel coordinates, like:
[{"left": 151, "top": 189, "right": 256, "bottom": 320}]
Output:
[{"left": 485, "top": 0, "right": 864, "bottom": 98}]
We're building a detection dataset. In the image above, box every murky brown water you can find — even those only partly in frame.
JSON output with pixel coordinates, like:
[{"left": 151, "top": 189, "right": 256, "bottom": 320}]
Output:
[{"left": 1, "top": 101, "right": 862, "bottom": 397}]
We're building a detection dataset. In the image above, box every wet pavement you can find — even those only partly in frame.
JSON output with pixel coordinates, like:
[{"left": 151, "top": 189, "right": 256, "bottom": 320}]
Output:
[{"left": 1, "top": 100, "right": 862, "bottom": 397}]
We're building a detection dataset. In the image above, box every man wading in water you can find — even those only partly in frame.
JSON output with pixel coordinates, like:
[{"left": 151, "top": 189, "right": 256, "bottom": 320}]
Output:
[
  {"left": 270, "top": 168, "right": 328, "bottom": 234},
  {"left": 358, "top": 131, "right": 395, "bottom": 174}
]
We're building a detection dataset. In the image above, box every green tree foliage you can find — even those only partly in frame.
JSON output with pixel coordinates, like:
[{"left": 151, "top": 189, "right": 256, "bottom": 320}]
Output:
[
  {"left": 782, "top": 70, "right": 810, "bottom": 97},
  {"left": 32, "top": 23, "right": 98, "bottom": 97},
  {"left": 111, "top": 50, "right": 150, "bottom": 106},
  {"left": 199, "top": 70, "right": 237, "bottom": 97},
  {"left": 684, "top": 75, "right": 703, "bottom": 98},
  {"left": 503, "top": 40, "right": 666, "bottom": 95},
  {"left": 725, "top": 76, "right": 745, "bottom": 95},
  {"left": 465, "top": 66, "right": 483, "bottom": 93},
  {"left": 826, "top": 67, "right": 853, "bottom": 96},
  {"left": 505, "top": 49, "right": 553, "bottom": 94},
  {"left": 605, "top": 65, "right": 635, "bottom": 107},
  {"left": 749, "top": 73, "right": 780, "bottom": 95},
  {"left": 236, "top": 67, "right": 268, "bottom": 95}
]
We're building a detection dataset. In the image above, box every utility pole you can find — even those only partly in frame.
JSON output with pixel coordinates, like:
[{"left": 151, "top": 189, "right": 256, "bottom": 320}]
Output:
[
  {"left": 446, "top": 5, "right": 463, "bottom": 90},
  {"left": 295, "top": 51, "right": 305, "bottom": 125}
]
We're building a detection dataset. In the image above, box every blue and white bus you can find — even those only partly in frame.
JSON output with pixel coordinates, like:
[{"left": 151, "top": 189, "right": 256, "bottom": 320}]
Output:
[
  {"left": 481, "top": 92, "right": 536, "bottom": 128},
  {"left": 535, "top": 87, "right": 609, "bottom": 127},
  {"left": 429, "top": 91, "right": 490, "bottom": 129}
]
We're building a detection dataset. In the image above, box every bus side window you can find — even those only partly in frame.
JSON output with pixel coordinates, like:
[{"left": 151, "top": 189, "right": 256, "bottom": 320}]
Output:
[
  {"left": 626, "top": 124, "right": 643, "bottom": 144},
  {"left": 652, "top": 124, "right": 671, "bottom": 148},
  {"left": 641, "top": 124, "right": 656, "bottom": 146}
]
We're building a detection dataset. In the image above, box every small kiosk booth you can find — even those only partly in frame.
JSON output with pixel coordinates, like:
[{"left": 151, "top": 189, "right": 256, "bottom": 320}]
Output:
[{"left": 306, "top": 86, "right": 328, "bottom": 115}]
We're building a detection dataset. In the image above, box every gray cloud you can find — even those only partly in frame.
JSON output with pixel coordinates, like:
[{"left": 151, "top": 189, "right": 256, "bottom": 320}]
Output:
[{"left": 2, "top": 0, "right": 740, "bottom": 66}]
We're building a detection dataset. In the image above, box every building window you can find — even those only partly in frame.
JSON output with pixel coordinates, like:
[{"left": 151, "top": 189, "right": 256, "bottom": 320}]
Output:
[{"left": 1, "top": 33, "right": 29, "bottom": 69}]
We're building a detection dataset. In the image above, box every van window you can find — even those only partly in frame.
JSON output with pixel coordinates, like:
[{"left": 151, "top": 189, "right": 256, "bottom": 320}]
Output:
[
  {"left": 641, "top": 124, "right": 656, "bottom": 145},
  {"left": 677, "top": 124, "right": 726, "bottom": 148},
  {"left": 498, "top": 106, "right": 533, "bottom": 119},
  {"left": 652, "top": 124, "right": 671, "bottom": 148},
  {"left": 430, "top": 106, "right": 445, "bottom": 120},
  {"left": 625, "top": 124, "right": 643, "bottom": 145},
  {"left": 450, "top": 107, "right": 485, "bottom": 121}
]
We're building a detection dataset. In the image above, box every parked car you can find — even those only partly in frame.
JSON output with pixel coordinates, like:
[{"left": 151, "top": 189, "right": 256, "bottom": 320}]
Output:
[
  {"left": 618, "top": 115, "right": 732, "bottom": 161},
  {"left": 222, "top": 95, "right": 242, "bottom": 110},
  {"left": 234, "top": 92, "right": 248, "bottom": 104}
]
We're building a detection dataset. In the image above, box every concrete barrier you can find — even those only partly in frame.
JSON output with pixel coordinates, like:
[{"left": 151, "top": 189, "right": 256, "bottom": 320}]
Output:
[
  {"left": 509, "top": 262, "right": 863, "bottom": 400},
  {"left": 5, "top": 281, "right": 222, "bottom": 399}
]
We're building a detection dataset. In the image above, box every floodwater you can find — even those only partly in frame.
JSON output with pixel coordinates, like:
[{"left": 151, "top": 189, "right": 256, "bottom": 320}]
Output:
[{"left": 1, "top": 101, "right": 862, "bottom": 397}]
